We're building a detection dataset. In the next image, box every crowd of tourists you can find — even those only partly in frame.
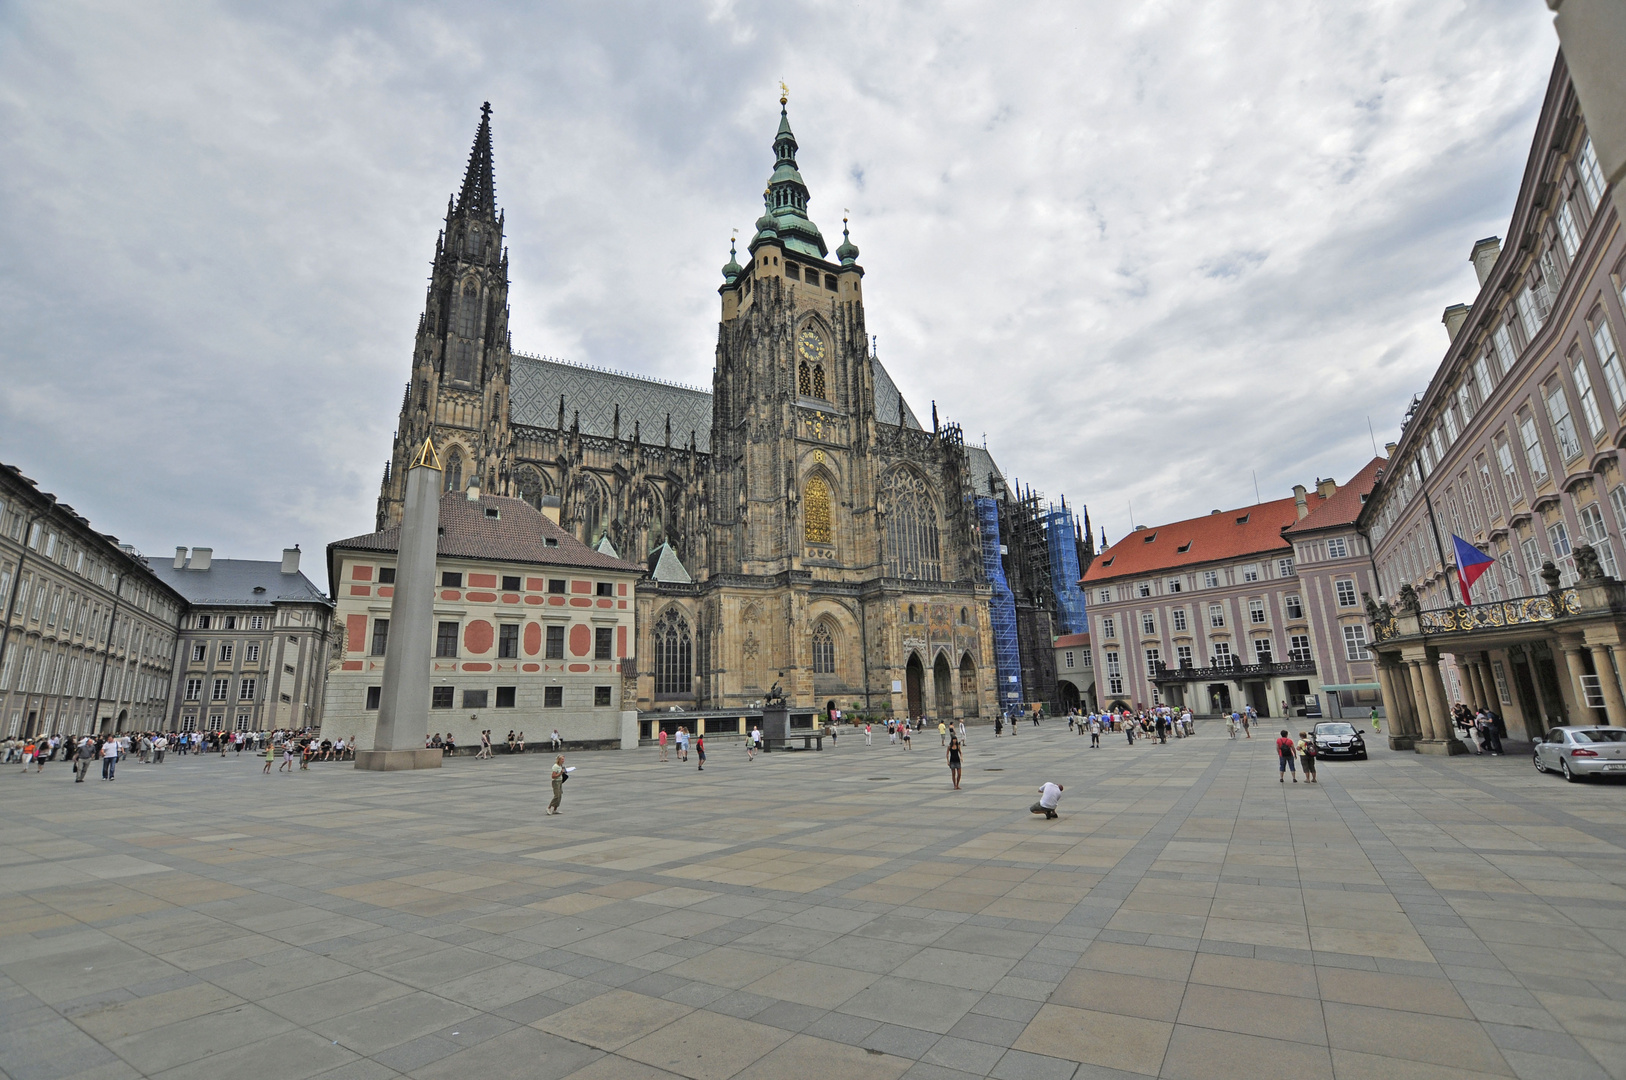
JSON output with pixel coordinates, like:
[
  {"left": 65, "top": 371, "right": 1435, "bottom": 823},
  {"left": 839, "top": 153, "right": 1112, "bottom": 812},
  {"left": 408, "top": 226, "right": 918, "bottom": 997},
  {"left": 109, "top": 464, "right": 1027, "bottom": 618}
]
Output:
[{"left": 2, "top": 728, "right": 362, "bottom": 780}]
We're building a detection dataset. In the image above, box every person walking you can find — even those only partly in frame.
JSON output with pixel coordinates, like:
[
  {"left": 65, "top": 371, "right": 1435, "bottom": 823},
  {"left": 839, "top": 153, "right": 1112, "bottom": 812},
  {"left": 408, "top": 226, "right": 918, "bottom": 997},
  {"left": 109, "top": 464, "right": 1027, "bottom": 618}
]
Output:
[
  {"left": 279, "top": 740, "right": 295, "bottom": 773},
  {"left": 263, "top": 740, "right": 275, "bottom": 774},
  {"left": 695, "top": 734, "right": 706, "bottom": 771},
  {"left": 658, "top": 727, "right": 669, "bottom": 761},
  {"left": 957, "top": 719, "right": 967, "bottom": 744},
  {"left": 101, "top": 736, "right": 119, "bottom": 781},
  {"left": 1030, "top": 781, "right": 1063, "bottom": 819},
  {"left": 548, "top": 755, "right": 567, "bottom": 814},
  {"left": 476, "top": 729, "right": 492, "bottom": 760},
  {"left": 902, "top": 722, "right": 912, "bottom": 750},
  {"left": 1226, "top": 713, "right": 1237, "bottom": 739},
  {"left": 74, "top": 736, "right": 95, "bottom": 782},
  {"left": 864, "top": 722, "right": 872, "bottom": 745},
  {"left": 939, "top": 720, "right": 947, "bottom": 746},
  {"left": 1276, "top": 729, "right": 1299, "bottom": 783},
  {"left": 1369, "top": 706, "right": 1382, "bottom": 735},
  {"left": 746, "top": 730, "right": 756, "bottom": 761},
  {"left": 1088, "top": 714, "right": 1101, "bottom": 748},
  {"left": 947, "top": 734, "right": 963, "bottom": 790},
  {"left": 1297, "top": 731, "right": 1318, "bottom": 783}
]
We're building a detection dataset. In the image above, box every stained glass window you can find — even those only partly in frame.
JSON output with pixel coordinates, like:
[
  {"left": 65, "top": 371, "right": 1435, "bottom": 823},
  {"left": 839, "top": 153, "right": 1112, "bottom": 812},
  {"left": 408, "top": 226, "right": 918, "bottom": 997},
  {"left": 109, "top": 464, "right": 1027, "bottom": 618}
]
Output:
[
  {"left": 804, "top": 477, "right": 832, "bottom": 545},
  {"left": 654, "top": 608, "right": 692, "bottom": 696},
  {"left": 881, "top": 469, "right": 941, "bottom": 580},
  {"left": 811, "top": 364, "right": 827, "bottom": 399},
  {"left": 798, "top": 361, "right": 812, "bottom": 396},
  {"left": 812, "top": 623, "right": 835, "bottom": 674}
]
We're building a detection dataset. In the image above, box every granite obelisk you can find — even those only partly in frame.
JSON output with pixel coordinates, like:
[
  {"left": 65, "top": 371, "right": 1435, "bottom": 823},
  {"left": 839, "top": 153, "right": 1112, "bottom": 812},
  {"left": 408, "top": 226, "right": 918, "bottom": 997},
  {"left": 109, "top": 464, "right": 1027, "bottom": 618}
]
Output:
[{"left": 356, "top": 438, "right": 444, "bottom": 771}]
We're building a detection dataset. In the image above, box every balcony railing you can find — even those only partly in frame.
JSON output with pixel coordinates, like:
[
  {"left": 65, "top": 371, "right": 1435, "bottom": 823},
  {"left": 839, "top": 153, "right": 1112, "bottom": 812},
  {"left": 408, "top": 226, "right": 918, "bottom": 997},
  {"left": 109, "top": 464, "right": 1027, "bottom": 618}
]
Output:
[
  {"left": 1151, "top": 659, "right": 1317, "bottom": 684},
  {"left": 1371, "top": 589, "right": 1582, "bottom": 643}
]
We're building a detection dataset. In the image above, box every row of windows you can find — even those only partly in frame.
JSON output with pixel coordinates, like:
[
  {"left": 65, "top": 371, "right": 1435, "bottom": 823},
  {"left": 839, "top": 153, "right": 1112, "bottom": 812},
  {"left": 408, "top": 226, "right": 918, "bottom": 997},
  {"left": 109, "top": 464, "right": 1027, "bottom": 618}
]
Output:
[
  {"left": 0, "top": 502, "right": 175, "bottom": 620},
  {"left": 1102, "top": 626, "right": 1368, "bottom": 688},
  {"left": 190, "top": 641, "right": 263, "bottom": 664},
  {"left": 1373, "top": 138, "right": 1614, "bottom": 547},
  {"left": 1098, "top": 585, "right": 1355, "bottom": 640},
  {"left": 184, "top": 676, "right": 257, "bottom": 702},
  {"left": 362, "top": 684, "right": 612, "bottom": 710},
  {"left": 192, "top": 613, "right": 266, "bottom": 630},
  {"left": 784, "top": 262, "right": 838, "bottom": 290},
  {"left": 438, "top": 571, "right": 613, "bottom": 596},
  {"left": 1102, "top": 558, "right": 1296, "bottom": 603}
]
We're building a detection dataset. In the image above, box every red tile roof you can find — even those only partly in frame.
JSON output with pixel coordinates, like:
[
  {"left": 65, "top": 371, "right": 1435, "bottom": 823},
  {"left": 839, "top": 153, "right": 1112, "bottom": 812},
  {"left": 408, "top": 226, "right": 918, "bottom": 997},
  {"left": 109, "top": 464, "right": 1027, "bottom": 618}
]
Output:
[
  {"left": 329, "top": 492, "right": 644, "bottom": 573},
  {"left": 1054, "top": 632, "right": 1091, "bottom": 648},
  {"left": 1283, "top": 458, "right": 1386, "bottom": 536},
  {"left": 1081, "top": 495, "right": 1312, "bottom": 584}
]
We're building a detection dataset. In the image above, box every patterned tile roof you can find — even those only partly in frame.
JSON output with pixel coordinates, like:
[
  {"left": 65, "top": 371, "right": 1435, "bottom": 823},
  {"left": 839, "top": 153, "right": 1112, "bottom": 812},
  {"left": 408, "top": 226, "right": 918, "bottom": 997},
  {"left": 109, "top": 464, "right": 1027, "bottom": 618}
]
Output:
[
  {"left": 329, "top": 491, "right": 643, "bottom": 574},
  {"left": 1054, "top": 632, "right": 1091, "bottom": 648},
  {"left": 510, "top": 353, "right": 714, "bottom": 451},
  {"left": 963, "top": 445, "right": 1008, "bottom": 499},
  {"left": 507, "top": 352, "right": 927, "bottom": 450}
]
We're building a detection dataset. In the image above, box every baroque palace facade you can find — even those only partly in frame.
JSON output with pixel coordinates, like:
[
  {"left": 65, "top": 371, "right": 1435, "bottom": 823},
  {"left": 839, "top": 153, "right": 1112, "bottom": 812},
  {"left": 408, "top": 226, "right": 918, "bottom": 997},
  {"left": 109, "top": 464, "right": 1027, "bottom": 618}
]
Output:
[
  {"left": 369, "top": 100, "right": 1081, "bottom": 718},
  {"left": 1359, "top": 50, "right": 1626, "bottom": 749}
]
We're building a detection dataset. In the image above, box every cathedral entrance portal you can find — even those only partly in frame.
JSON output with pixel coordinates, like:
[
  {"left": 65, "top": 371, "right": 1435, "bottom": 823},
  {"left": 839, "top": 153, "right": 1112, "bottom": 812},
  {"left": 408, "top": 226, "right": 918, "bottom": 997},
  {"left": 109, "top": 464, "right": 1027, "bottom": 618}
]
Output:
[
  {"left": 906, "top": 654, "right": 924, "bottom": 720},
  {"left": 933, "top": 654, "right": 953, "bottom": 717}
]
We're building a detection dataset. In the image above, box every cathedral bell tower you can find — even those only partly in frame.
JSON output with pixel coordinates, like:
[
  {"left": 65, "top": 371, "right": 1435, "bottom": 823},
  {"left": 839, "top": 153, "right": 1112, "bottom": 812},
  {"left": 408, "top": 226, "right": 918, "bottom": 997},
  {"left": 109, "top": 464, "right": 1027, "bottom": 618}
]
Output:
[
  {"left": 376, "top": 103, "right": 515, "bottom": 529},
  {"left": 711, "top": 92, "right": 873, "bottom": 577}
]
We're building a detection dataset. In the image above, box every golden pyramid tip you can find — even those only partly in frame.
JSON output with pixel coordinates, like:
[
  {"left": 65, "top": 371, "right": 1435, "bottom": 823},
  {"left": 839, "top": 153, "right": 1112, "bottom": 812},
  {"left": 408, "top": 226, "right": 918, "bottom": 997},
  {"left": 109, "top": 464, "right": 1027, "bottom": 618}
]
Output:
[{"left": 413, "top": 437, "right": 443, "bottom": 471}]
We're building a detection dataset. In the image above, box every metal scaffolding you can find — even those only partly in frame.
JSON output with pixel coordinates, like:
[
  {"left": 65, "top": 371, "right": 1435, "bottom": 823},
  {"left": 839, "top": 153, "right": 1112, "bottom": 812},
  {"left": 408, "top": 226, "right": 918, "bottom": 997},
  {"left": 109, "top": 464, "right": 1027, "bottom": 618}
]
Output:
[{"left": 976, "top": 496, "right": 1024, "bottom": 708}]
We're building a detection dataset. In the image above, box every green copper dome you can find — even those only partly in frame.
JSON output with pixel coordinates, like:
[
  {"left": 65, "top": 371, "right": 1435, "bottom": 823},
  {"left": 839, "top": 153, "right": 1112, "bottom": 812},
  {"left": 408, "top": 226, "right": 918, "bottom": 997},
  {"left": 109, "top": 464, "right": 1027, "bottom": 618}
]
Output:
[
  {"left": 835, "top": 219, "right": 859, "bottom": 265},
  {"left": 721, "top": 238, "right": 743, "bottom": 284},
  {"left": 749, "top": 102, "right": 827, "bottom": 259}
]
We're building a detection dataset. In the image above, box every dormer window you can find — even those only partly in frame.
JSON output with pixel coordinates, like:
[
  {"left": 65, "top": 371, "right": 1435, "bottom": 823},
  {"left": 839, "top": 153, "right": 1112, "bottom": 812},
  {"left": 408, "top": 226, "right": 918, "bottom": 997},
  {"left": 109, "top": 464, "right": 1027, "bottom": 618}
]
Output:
[
  {"left": 1235, "top": 514, "right": 1250, "bottom": 525},
  {"left": 484, "top": 506, "right": 500, "bottom": 520}
]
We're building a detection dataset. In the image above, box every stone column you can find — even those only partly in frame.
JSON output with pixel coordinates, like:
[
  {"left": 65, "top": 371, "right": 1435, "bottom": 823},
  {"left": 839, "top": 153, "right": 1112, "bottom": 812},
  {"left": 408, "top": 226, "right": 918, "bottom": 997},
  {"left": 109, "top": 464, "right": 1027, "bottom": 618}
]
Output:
[
  {"left": 1589, "top": 646, "right": 1626, "bottom": 726},
  {"left": 1406, "top": 660, "right": 1436, "bottom": 742},
  {"left": 1466, "top": 660, "right": 1489, "bottom": 712},
  {"left": 1420, "top": 654, "right": 1466, "bottom": 754},
  {"left": 1564, "top": 643, "right": 1603, "bottom": 726},
  {"left": 1456, "top": 656, "right": 1480, "bottom": 711},
  {"left": 1376, "top": 660, "right": 1414, "bottom": 750},
  {"left": 357, "top": 439, "right": 445, "bottom": 771}
]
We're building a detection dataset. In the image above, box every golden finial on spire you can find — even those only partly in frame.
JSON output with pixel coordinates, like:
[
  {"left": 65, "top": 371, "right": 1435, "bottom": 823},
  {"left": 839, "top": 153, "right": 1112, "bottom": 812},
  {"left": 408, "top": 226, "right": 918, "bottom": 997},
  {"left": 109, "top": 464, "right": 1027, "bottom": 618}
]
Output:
[
  {"left": 413, "top": 436, "right": 443, "bottom": 471},
  {"left": 779, "top": 80, "right": 789, "bottom": 106}
]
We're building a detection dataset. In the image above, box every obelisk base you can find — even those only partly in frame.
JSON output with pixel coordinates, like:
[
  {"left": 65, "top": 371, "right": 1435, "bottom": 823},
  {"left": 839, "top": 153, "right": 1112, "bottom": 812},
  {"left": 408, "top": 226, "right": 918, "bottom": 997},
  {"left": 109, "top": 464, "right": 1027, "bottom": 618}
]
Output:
[{"left": 355, "top": 749, "right": 444, "bottom": 772}]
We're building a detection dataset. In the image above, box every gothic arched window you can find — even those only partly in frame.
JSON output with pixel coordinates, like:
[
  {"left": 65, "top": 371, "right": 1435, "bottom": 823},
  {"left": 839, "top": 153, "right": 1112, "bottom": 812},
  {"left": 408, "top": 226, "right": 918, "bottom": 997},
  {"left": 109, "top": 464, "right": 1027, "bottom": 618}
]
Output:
[
  {"left": 881, "top": 469, "right": 942, "bottom": 581},
  {"left": 452, "top": 340, "right": 475, "bottom": 384},
  {"left": 454, "top": 281, "right": 480, "bottom": 338},
  {"left": 812, "top": 622, "right": 836, "bottom": 674},
  {"left": 654, "top": 608, "right": 692, "bottom": 696},
  {"left": 443, "top": 449, "right": 464, "bottom": 492},
  {"left": 798, "top": 361, "right": 812, "bottom": 397},
  {"left": 811, "top": 364, "right": 827, "bottom": 400},
  {"left": 516, "top": 466, "right": 549, "bottom": 510},
  {"left": 804, "top": 476, "right": 832, "bottom": 545}
]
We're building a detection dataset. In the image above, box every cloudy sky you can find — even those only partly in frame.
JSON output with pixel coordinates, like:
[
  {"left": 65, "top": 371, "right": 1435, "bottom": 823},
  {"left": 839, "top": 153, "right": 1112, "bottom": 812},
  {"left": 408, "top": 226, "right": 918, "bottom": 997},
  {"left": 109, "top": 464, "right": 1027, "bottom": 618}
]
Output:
[{"left": 0, "top": 0, "right": 1558, "bottom": 562}]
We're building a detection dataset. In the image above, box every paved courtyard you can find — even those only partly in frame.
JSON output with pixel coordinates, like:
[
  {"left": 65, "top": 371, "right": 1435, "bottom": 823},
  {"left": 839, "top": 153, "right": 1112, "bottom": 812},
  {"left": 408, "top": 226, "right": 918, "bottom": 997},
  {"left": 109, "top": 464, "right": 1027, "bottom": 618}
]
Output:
[{"left": 4, "top": 722, "right": 1626, "bottom": 1080}]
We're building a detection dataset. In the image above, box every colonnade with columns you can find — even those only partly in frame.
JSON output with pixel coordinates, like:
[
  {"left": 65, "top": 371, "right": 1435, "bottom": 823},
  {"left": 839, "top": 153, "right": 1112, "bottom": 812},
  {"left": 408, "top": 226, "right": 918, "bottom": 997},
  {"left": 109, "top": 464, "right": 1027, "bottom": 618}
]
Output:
[{"left": 1375, "top": 633, "right": 1626, "bottom": 752}]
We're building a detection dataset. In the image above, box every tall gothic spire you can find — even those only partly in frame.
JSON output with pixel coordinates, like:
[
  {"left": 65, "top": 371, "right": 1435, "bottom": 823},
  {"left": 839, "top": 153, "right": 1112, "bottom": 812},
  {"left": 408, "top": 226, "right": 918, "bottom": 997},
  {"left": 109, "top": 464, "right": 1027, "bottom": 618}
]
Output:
[{"left": 455, "top": 102, "right": 496, "bottom": 218}]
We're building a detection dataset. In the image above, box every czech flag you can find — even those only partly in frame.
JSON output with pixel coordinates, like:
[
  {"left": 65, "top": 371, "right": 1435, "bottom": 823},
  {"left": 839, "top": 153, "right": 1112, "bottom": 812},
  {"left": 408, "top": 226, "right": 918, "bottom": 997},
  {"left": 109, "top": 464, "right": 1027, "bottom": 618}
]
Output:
[{"left": 1452, "top": 534, "right": 1496, "bottom": 604}]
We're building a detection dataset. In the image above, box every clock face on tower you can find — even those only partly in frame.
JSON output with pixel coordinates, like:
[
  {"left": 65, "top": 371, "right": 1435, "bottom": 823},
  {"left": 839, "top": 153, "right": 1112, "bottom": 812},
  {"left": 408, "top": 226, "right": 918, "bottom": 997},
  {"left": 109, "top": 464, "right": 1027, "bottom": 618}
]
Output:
[{"left": 797, "top": 328, "right": 826, "bottom": 364}]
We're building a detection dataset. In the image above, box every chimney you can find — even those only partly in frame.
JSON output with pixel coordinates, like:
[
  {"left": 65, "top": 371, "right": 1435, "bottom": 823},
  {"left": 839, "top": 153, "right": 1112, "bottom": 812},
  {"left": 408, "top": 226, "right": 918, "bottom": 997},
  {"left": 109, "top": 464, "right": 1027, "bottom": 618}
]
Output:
[
  {"left": 1292, "top": 484, "right": 1309, "bottom": 520},
  {"left": 190, "top": 547, "right": 212, "bottom": 571},
  {"left": 1470, "top": 237, "right": 1502, "bottom": 288},
  {"left": 540, "top": 494, "right": 561, "bottom": 525},
  {"left": 1317, "top": 477, "right": 1337, "bottom": 499},
  {"left": 1442, "top": 303, "right": 1471, "bottom": 341},
  {"left": 173, "top": 546, "right": 187, "bottom": 569},
  {"left": 466, "top": 484, "right": 481, "bottom": 502},
  {"left": 1385, "top": 442, "right": 1398, "bottom": 457},
  {"left": 281, "top": 546, "right": 300, "bottom": 575}
]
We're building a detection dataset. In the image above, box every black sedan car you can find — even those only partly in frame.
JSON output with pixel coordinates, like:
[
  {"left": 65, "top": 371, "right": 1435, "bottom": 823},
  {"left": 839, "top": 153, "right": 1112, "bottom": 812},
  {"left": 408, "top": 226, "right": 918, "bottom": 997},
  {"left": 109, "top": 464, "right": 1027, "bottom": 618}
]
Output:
[{"left": 1311, "top": 722, "right": 1368, "bottom": 760}]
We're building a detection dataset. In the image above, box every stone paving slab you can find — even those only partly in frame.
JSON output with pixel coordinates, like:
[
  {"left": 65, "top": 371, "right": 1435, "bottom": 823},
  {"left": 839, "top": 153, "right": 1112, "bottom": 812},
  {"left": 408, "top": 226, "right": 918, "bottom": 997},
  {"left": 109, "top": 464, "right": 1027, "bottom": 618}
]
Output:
[{"left": 2, "top": 723, "right": 1625, "bottom": 1078}]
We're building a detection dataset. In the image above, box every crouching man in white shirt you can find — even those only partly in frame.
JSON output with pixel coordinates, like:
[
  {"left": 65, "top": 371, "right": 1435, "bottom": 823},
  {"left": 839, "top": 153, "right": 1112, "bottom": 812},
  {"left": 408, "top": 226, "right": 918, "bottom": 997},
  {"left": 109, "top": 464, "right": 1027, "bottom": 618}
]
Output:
[{"left": 1030, "top": 782, "right": 1063, "bottom": 820}]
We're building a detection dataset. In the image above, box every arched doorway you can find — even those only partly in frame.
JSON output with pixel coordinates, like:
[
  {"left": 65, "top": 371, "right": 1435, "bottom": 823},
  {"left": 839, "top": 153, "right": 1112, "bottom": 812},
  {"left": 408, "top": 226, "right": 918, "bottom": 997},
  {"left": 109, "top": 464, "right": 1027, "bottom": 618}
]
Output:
[
  {"left": 933, "top": 653, "right": 953, "bottom": 716},
  {"left": 1059, "top": 681, "right": 1080, "bottom": 712},
  {"left": 905, "top": 654, "right": 924, "bottom": 720},
  {"left": 115, "top": 709, "right": 128, "bottom": 733},
  {"left": 959, "top": 653, "right": 979, "bottom": 717}
]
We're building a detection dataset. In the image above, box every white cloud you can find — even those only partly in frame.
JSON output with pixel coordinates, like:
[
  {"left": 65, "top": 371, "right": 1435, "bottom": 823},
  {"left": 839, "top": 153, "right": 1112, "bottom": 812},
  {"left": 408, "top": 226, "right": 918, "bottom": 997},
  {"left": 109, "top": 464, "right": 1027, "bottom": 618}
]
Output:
[{"left": 0, "top": 0, "right": 1555, "bottom": 557}]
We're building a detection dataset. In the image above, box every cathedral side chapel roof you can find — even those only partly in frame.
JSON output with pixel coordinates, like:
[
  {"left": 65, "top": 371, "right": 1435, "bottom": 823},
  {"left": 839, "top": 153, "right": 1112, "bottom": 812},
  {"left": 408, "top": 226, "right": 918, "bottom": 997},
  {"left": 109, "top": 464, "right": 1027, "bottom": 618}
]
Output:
[{"left": 647, "top": 542, "right": 693, "bottom": 583}]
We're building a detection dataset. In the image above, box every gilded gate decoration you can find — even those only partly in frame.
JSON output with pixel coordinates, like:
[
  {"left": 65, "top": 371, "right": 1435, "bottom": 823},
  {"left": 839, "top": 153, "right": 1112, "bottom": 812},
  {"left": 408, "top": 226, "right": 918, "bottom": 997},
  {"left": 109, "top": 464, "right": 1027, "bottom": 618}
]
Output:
[{"left": 1376, "top": 591, "right": 1584, "bottom": 643}]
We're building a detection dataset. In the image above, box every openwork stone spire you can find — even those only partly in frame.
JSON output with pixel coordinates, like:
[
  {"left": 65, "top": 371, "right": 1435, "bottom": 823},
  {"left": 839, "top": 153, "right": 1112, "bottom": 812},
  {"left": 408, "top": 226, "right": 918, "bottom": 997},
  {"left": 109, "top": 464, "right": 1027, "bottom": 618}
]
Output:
[{"left": 455, "top": 102, "right": 497, "bottom": 219}]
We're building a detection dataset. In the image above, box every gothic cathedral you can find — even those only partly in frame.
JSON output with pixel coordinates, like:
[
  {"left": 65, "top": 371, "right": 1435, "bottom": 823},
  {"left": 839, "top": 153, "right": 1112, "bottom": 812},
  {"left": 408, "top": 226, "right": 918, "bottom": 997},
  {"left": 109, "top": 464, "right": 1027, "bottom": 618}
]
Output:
[{"left": 376, "top": 99, "right": 1010, "bottom": 719}]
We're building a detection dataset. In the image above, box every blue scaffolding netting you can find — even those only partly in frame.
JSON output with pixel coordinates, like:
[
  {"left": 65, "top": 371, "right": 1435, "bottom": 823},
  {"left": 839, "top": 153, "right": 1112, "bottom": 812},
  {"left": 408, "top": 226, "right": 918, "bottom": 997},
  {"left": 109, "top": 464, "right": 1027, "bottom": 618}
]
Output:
[
  {"left": 1045, "top": 505, "right": 1089, "bottom": 635},
  {"left": 976, "top": 496, "right": 1024, "bottom": 706}
]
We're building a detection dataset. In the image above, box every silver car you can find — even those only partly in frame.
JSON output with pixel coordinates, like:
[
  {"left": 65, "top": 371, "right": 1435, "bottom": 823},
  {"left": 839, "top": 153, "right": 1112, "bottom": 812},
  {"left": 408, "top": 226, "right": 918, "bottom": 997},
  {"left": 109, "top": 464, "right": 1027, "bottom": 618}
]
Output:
[{"left": 1533, "top": 726, "right": 1626, "bottom": 782}]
